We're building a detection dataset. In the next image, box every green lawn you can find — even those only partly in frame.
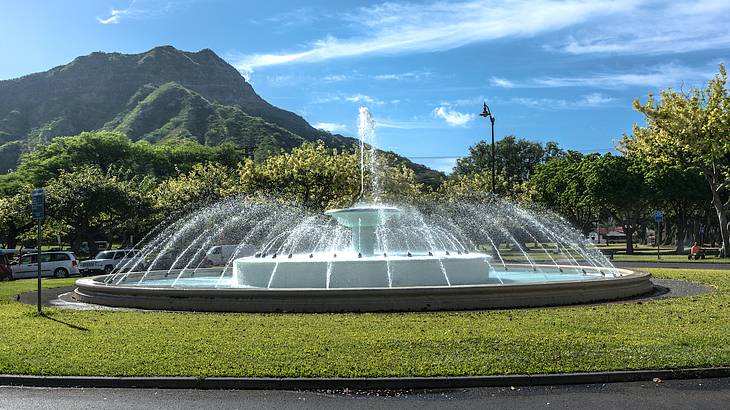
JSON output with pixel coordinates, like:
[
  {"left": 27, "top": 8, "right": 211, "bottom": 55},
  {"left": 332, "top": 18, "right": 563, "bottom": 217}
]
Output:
[{"left": 0, "top": 269, "right": 728, "bottom": 377}]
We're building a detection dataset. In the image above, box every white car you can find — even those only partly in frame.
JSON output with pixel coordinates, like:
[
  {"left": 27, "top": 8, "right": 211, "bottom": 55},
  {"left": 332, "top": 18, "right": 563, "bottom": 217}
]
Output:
[
  {"left": 10, "top": 251, "right": 80, "bottom": 279},
  {"left": 79, "top": 249, "right": 144, "bottom": 276},
  {"left": 205, "top": 244, "right": 257, "bottom": 266}
]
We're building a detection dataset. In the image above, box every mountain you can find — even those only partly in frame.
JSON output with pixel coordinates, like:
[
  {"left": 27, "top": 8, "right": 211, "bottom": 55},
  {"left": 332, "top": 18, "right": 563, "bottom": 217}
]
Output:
[{"left": 0, "top": 45, "right": 444, "bottom": 185}]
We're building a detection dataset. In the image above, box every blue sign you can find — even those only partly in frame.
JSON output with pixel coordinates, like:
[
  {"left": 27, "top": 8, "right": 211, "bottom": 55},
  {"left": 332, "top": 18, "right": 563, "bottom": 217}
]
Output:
[
  {"left": 31, "top": 188, "right": 45, "bottom": 220},
  {"left": 654, "top": 211, "right": 664, "bottom": 223}
]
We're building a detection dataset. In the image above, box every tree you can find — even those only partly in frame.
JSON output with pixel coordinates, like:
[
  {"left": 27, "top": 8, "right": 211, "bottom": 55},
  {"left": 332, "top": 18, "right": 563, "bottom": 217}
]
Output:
[
  {"left": 622, "top": 64, "right": 730, "bottom": 256},
  {"left": 641, "top": 162, "right": 709, "bottom": 253},
  {"left": 584, "top": 154, "right": 650, "bottom": 254},
  {"left": 8, "top": 131, "right": 241, "bottom": 187},
  {"left": 438, "top": 171, "right": 522, "bottom": 200},
  {"left": 530, "top": 152, "right": 598, "bottom": 235},
  {"left": 0, "top": 188, "right": 36, "bottom": 249},
  {"left": 377, "top": 164, "right": 425, "bottom": 203},
  {"left": 239, "top": 142, "right": 360, "bottom": 210},
  {"left": 45, "top": 166, "right": 156, "bottom": 254},
  {"left": 156, "top": 162, "right": 240, "bottom": 213},
  {"left": 454, "top": 136, "right": 562, "bottom": 198}
]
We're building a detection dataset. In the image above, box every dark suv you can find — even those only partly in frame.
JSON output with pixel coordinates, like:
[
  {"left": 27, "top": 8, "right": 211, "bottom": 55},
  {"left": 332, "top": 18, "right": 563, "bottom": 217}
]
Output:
[{"left": 0, "top": 253, "right": 12, "bottom": 281}]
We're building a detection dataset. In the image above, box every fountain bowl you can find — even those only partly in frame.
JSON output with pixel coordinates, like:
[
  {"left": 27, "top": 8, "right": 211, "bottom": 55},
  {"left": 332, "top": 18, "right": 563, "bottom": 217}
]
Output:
[{"left": 72, "top": 266, "right": 652, "bottom": 312}]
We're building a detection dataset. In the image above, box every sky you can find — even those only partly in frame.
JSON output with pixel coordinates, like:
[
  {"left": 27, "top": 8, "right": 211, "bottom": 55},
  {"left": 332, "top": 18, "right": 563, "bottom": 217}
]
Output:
[{"left": 1, "top": 0, "right": 729, "bottom": 173}]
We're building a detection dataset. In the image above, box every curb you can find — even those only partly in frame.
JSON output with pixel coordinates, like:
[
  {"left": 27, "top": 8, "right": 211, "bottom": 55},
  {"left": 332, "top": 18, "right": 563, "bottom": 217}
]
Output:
[{"left": 2, "top": 368, "right": 729, "bottom": 390}]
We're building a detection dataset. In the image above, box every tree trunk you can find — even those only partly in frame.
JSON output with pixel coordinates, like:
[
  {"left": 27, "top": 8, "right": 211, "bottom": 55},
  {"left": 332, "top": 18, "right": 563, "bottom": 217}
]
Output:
[
  {"left": 675, "top": 206, "right": 686, "bottom": 254},
  {"left": 6, "top": 223, "right": 18, "bottom": 249},
  {"left": 710, "top": 188, "right": 729, "bottom": 258},
  {"left": 624, "top": 225, "right": 635, "bottom": 255}
]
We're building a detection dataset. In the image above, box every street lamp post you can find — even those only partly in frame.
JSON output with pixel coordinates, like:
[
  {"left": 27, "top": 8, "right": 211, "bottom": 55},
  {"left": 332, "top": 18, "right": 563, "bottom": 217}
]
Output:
[{"left": 480, "top": 102, "right": 496, "bottom": 194}]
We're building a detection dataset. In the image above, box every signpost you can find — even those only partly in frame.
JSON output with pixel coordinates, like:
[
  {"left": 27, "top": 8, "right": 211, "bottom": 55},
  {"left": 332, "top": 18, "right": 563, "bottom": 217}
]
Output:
[
  {"left": 31, "top": 188, "right": 45, "bottom": 314},
  {"left": 655, "top": 211, "right": 664, "bottom": 261}
]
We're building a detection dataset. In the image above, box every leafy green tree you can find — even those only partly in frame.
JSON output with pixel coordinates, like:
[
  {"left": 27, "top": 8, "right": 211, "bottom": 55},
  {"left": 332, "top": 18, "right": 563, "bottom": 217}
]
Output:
[
  {"left": 437, "top": 171, "right": 529, "bottom": 201},
  {"left": 530, "top": 152, "right": 598, "bottom": 235},
  {"left": 376, "top": 164, "right": 425, "bottom": 203},
  {"left": 584, "top": 154, "right": 650, "bottom": 254},
  {"left": 641, "top": 162, "right": 709, "bottom": 253},
  {"left": 156, "top": 162, "right": 240, "bottom": 213},
  {"left": 45, "top": 166, "right": 156, "bottom": 254},
  {"left": 0, "top": 188, "right": 35, "bottom": 249},
  {"left": 454, "top": 136, "right": 562, "bottom": 197},
  {"left": 622, "top": 64, "right": 730, "bottom": 256},
  {"left": 239, "top": 142, "right": 360, "bottom": 210},
  {"left": 9, "top": 131, "right": 241, "bottom": 187}
]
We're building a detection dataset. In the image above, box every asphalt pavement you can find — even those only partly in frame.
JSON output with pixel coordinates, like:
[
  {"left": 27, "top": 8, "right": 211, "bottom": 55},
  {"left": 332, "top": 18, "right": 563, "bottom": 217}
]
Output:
[
  {"left": 613, "top": 260, "right": 730, "bottom": 270},
  {"left": 1, "top": 378, "right": 728, "bottom": 410}
]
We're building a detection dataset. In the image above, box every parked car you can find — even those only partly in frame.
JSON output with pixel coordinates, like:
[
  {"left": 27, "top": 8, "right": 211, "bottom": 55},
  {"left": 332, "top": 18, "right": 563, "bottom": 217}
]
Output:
[
  {"left": 10, "top": 251, "right": 80, "bottom": 279},
  {"left": 205, "top": 244, "right": 257, "bottom": 266},
  {"left": 0, "top": 253, "right": 13, "bottom": 281},
  {"left": 80, "top": 241, "right": 110, "bottom": 255},
  {"left": 79, "top": 249, "right": 144, "bottom": 275},
  {"left": 1, "top": 248, "right": 38, "bottom": 259}
]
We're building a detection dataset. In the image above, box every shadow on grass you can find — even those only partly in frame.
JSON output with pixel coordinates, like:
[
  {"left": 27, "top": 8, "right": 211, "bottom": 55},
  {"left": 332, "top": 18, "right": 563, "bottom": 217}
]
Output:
[{"left": 39, "top": 312, "right": 89, "bottom": 331}]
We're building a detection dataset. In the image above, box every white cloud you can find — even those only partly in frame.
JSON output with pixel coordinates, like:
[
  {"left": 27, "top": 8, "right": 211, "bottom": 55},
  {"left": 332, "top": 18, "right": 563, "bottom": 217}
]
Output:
[
  {"left": 344, "top": 94, "right": 385, "bottom": 105},
  {"left": 97, "top": 0, "right": 137, "bottom": 24},
  {"left": 373, "top": 71, "right": 432, "bottom": 81},
  {"left": 322, "top": 74, "right": 349, "bottom": 82},
  {"left": 313, "top": 122, "right": 348, "bottom": 133},
  {"left": 490, "top": 77, "right": 515, "bottom": 88},
  {"left": 432, "top": 106, "right": 475, "bottom": 127},
  {"left": 266, "top": 74, "right": 296, "bottom": 87},
  {"left": 507, "top": 93, "right": 616, "bottom": 109},
  {"left": 96, "top": 0, "right": 188, "bottom": 25},
  {"left": 581, "top": 92, "right": 614, "bottom": 106},
  {"left": 548, "top": 0, "right": 730, "bottom": 55},
  {"left": 490, "top": 63, "right": 719, "bottom": 89},
  {"left": 310, "top": 93, "right": 388, "bottom": 106},
  {"left": 234, "top": 0, "right": 634, "bottom": 73}
]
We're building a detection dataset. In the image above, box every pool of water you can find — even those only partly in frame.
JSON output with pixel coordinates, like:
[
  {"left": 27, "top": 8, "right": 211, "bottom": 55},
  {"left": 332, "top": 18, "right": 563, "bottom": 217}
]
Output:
[{"left": 116, "top": 268, "right": 606, "bottom": 289}]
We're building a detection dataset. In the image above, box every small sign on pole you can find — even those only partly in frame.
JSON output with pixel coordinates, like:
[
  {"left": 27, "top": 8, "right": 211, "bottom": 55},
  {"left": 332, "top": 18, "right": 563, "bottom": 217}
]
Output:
[
  {"left": 654, "top": 211, "right": 664, "bottom": 223},
  {"left": 31, "top": 188, "right": 45, "bottom": 314},
  {"left": 654, "top": 211, "right": 664, "bottom": 261}
]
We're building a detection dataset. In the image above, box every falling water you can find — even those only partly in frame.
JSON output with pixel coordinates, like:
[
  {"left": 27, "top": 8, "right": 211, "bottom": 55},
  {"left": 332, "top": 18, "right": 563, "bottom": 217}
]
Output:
[
  {"left": 102, "top": 108, "right": 618, "bottom": 289},
  {"left": 358, "top": 107, "right": 380, "bottom": 201}
]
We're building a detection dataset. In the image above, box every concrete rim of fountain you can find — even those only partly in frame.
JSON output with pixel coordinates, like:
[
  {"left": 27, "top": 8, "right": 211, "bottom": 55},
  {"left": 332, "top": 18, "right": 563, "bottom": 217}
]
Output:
[{"left": 72, "top": 266, "right": 653, "bottom": 313}]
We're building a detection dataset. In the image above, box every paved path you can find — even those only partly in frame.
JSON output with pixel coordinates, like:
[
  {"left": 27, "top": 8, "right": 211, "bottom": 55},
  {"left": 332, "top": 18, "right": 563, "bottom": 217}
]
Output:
[
  {"left": 1, "top": 378, "right": 728, "bottom": 410},
  {"left": 614, "top": 260, "right": 730, "bottom": 270}
]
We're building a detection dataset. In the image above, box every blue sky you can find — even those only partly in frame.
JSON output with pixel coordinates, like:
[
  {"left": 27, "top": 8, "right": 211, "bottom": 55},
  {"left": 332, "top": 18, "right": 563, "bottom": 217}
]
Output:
[{"left": 2, "top": 0, "right": 729, "bottom": 172}]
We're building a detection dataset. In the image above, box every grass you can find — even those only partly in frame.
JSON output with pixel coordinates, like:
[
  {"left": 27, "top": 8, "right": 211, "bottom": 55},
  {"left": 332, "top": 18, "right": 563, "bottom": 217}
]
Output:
[{"left": 0, "top": 269, "right": 728, "bottom": 377}]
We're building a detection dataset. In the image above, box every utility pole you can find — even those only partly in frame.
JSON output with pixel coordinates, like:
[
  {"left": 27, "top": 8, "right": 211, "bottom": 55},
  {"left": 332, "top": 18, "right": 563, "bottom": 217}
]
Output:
[{"left": 480, "top": 102, "right": 496, "bottom": 194}]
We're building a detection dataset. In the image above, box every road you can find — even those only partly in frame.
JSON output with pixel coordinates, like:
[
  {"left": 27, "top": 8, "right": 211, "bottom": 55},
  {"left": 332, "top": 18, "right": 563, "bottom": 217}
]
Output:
[{"left": 1, "top": 378, "right": 728, "bottom": 410}]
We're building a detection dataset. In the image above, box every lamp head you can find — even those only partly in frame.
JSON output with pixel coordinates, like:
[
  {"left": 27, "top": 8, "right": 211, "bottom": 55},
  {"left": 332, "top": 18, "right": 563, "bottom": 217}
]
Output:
[{"left": 480, "top": 102, "right": 491, "bottom": 117}]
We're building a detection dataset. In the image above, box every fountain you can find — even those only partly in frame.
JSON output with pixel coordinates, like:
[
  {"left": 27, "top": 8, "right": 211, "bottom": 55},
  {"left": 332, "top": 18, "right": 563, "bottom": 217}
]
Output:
[{"left": 72, "top": 108, "right": 653, "bottom": 312}]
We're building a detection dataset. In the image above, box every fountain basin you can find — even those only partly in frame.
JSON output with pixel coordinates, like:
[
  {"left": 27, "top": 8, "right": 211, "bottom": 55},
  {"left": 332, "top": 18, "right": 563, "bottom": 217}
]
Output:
[
  {"left": 234, "top": 252, "right": 491, "bottom": 288},
  {"left": 71, "top": 266, "right": 653, "bottom": 312}
]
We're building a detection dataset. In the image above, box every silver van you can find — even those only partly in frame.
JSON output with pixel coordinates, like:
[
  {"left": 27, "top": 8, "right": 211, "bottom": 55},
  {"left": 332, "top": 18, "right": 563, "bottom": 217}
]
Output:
[{"left": 10, "top": 251, "right": 80, "bottom": 278}]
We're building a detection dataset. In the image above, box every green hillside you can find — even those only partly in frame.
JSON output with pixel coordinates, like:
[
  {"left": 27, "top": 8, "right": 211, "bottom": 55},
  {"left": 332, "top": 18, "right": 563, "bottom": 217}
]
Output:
[{"left": 0, "top": 45, "right": 443, "bottom": 186}]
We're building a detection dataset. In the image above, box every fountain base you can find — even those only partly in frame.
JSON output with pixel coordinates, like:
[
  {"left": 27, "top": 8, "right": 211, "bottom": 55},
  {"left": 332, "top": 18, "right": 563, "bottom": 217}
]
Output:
[
  {"left": 233, "top": 252, "right": 491, "bottom": 288},
  {"left": 72, "top": 267, "right": 653, "bottom": 312}
]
